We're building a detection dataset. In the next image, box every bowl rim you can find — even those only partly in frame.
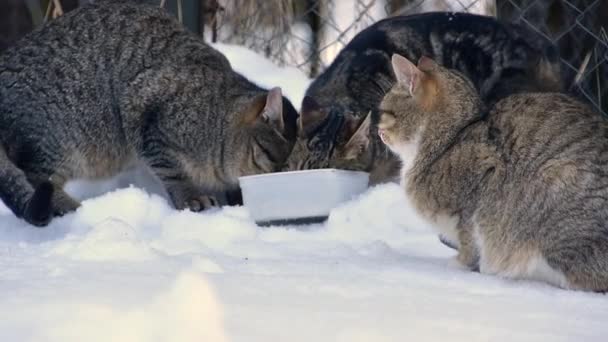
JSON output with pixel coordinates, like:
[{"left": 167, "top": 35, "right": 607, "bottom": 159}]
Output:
[{"left": 238, "top": 168, "right": 370, "bottom": 181}]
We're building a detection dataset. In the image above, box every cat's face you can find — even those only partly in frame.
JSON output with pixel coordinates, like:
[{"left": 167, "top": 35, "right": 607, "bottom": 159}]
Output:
[
  {"left": 284, "top": 97, "right": 371, "bottom": 172},
  {"left": 240, "top": 87, "right": 298, "bottom": 175},
  {"left": 379, "top": 54, "right": 478, "bottom": 155}
]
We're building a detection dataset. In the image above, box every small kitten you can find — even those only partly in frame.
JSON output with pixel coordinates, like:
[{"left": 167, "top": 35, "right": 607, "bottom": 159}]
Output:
[
  {"left": 286, "top": 12, "right": 562, "bottom": 185},
  {"left": 0, "top": 0, "right": 297, "bottom": 226},
  {"left": 379, "top": 53, "right": 608, "bottom": 291}
]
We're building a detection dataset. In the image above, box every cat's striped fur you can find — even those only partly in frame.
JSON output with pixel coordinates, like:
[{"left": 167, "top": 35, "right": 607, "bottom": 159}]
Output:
[
  {"left": 379, "top": 54, "right": 608, "bottom": 291},
  {"left": 0, "top": 0, "right": 298, "bottom": 226},
  {"left": 286, "top": 12, "right": 562, "bottom": 185}
]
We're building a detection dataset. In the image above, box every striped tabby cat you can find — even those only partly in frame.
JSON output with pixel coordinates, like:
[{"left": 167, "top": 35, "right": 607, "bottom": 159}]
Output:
[
  {"left": 378, "top": 53, "right": 608, "bottom": 291},
  {"left": 0, "top": 0, "right": 297, "bottom": 226}
]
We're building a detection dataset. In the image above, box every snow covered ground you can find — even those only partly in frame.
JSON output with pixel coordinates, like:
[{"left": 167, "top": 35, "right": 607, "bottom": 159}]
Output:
[{"left": 1, "top": 44, "right": 607, "bottom": 342}]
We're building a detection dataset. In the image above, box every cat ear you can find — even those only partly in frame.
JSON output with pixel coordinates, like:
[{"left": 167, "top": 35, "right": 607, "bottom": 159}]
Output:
[
  {"left": 391, "top": 54, "right": 422, "bottom": 95},
  {"left": 341, "top": 112, "right": 372, "bottom": 160},
  {"left": 534, "top": 54, "right": 562, "bottom": 91},
  {"left": 417, "top": 56, "right": 438, "bottom": 71},
  {"left": 299, "top": 96, "right": 328, "bottom": 137},
  {"left": 261, "top": 87, "right": 284, "bottom": 132}
]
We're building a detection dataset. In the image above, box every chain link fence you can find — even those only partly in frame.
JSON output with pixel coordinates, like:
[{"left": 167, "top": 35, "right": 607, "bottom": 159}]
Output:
[
  {"left": 498, "top": 0, "right": 607, "bottom": 116},
  {"left": 206, "top": 0, "right": 606, "bottom": 115},
  {"left": 210, "top": 0, "right": 493, "bottom": 76},
  {"left": 1, "top": 0, "right": 605, "bottom": 114}
]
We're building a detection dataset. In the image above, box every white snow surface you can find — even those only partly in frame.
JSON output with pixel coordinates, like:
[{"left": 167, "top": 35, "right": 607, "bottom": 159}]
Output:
[{"left": 1, "top": 44, "right": 607, "bottom": 342}]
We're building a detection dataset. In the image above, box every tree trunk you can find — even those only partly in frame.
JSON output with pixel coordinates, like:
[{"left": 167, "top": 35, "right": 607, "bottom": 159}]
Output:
[{"left": 306, "top": 0, "right": 322, "bottom": 77}]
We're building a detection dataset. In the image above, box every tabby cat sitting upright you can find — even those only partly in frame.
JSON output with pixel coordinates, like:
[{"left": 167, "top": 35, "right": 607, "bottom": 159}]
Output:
[
  {"left": 379, "top": 53, "right": 608, "bottom": 291},
  {"left": 0, "top": 0, "right": 298, "bottom": 226},
  {"left": 286, "top": 12, "right": 562, "bottom": 185}
]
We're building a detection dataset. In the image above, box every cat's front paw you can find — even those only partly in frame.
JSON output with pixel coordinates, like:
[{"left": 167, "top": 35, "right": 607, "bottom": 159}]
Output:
[
  {"left": 167, "top": 184, "right": 220, "bottom": 212},
  {"left": 53, "top": 191, "right": 81, "bottom": 217},
  {"left": 448, "top": 253, "right": 479, "bottom": 272},
  {"left": 184, "top": 195, "right": 219, "bottom": 212},
  {"left": 172, "top": 194, "right": 219, "bottom": 212}
]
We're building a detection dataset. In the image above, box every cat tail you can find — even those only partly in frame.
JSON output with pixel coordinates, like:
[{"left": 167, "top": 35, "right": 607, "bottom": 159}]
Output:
[{"left": 0, "top": 145, "right": 54, "bottom": 226}]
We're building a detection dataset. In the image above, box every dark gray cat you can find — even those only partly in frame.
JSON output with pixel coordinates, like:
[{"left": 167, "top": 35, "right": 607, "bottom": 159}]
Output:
[
  {"left": 286, "top": 12, "right": 562, "bottom": 185},
  {"left": 0, "top": 0, "right": 298, "bottom": 226}
]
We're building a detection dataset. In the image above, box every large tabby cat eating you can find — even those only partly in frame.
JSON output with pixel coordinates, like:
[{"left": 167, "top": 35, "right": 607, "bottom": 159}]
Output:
[
  {"left": 0, "top": 0, "right": 298, "bottom": 226},
  {"left": 379, "top": 53, "right": 608, "bottom": 291}
]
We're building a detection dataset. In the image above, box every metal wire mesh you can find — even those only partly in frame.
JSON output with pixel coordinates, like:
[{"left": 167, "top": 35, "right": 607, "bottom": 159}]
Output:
[
  {"left": 207, "top": 0, "right": 606, "bottom": 115},
  {"left": 498, "top": 0, "right": 607, "bottom": 115},
  {"left": 209, "top": 0, "right": 492, "bottom": 76},
  {"left": 6, "top": 0, "right": 605, "bottom": 114}
]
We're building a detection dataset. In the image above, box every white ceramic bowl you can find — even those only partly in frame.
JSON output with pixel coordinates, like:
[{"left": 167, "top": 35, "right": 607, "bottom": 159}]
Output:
[{"left": 239, "top": 169, "right": 370, "bottom": 225}]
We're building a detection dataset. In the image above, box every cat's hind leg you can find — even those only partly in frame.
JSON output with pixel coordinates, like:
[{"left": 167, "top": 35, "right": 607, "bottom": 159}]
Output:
[
  {"left": 543, "top": 234, "right": 608, "bottom": 292},
  {"left": 28, "top": 172, "right": 81, "bottom": 219},
  {"left": 17, "top": 144, "right": 82, "bottom": 219},
  {"left": 473, "top": 222, "right": 573, "bottom": 289},
  {"left": 0, "top": 145, "right": 54, "bottom": 226}
]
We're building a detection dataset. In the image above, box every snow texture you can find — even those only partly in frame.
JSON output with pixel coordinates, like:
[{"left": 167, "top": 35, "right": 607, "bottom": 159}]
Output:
[{"left": 0, "top": 43, "right": 607, "bottom": 342}]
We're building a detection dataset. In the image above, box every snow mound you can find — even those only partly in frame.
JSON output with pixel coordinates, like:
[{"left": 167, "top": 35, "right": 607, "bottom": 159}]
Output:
[{"left": 10, "top": 272, "right": 227, "bottom": 342}]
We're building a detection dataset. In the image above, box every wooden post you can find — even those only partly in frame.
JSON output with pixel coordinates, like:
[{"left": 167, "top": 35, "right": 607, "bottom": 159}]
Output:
[
  {"left": 199, "top": 0, "right": 222, "bottom": 42},
  {"left": 306, "top": 0, "right": 322, "bottom": 78}
]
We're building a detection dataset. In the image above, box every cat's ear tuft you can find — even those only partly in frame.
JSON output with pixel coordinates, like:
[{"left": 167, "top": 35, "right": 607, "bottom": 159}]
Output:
[
  {"left": 261, "top": 87, "right": 284, "bottom": 131},
  {"left": 391, "top": 54, "right": 421, "bottom": 95},
  {"left": 299, "top": 96, "right": 328, "bottom": 137},
  {"left": 342, "top": 112, "right": 372, "bottom": 160}
]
